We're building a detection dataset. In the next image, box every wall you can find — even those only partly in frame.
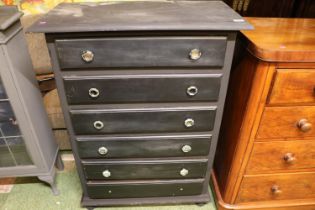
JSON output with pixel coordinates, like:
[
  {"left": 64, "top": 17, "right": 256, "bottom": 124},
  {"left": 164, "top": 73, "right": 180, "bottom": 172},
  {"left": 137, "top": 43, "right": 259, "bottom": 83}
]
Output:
[{"left": 0, "top": 0, "right": 111, "bottom": 15}]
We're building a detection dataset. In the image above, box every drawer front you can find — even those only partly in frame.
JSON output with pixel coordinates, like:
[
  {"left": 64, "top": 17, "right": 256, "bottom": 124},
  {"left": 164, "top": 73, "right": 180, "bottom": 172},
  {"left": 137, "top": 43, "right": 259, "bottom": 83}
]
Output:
[
  {"left": 76, "top": 134, "right": 211, "bottom": 159},
  {"left": 237, "top": 172, "right": 315, "bottom": 202},
  {"left": 246, "top": 141, "right": 315, "bottom": 174},
  {"left": 82, "top": 159, "right": 208, "bottom": 180},
  {"left": 257, "top": 106, "right": 315, "bottom": 140},
  {"left": 269, "top": 69, "right": 315, "bottom": 105},
  {"left": 86, "top": 179, "right": 204, "bottom": 199},
  {"left": 55, "top": 37, "right": 227, "bottom": 69},
  {"left": 70, "top": 107, "right": 216, "bottom": 135},
  {"left": 64, "top": 74, "right": 222, "bottom": 104}
]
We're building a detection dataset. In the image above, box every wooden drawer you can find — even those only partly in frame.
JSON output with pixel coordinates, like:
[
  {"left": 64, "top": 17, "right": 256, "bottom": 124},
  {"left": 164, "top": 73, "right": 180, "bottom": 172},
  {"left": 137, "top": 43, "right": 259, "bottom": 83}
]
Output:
[
  {"left": 86, "top": 179, "right": 204, "bottom": 199},
  {"left": 237, "top": 172, "right": 315, "bottom": 203},
  {"left": 246, "top": 140, "right": 315, "bottom": 174},
  {"left": 70, "top": 106, "right": 216, "bottom": 135},
  {"left": 55, "top": 37, "right": 227, "bottom": 69},
  {"left": 257, "top": 106, "right": 315, "bottom": 140},
  {"left": 269, "top": 69, "right": 315, "bottom": 105},
  {"left": 64, "top": 74, "right": 222, "bottom": 104},
  {"left": 76, "top": 134, "right": 211, "bottom": 159},
  {"left": 82, "top": 159, "right": 208, "bottom": 180}
]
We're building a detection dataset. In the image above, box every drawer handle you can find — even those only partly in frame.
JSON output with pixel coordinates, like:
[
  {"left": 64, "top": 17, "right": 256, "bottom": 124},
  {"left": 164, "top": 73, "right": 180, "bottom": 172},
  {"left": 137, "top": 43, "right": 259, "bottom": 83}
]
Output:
[
  {"left": 102, "top": 170, "right": 111, "bottom": 178},
  {"left": 89, "top": 88, "right": 100, "bottom": 98},
  {"left": 182, "top": 145, "right": 192, "bottom": 153},
  {"left": 189, "top": 49, "right": 202, "bottom": 60},
  {"left": 93, "top": 121, "right": 104, "bottom": 130},
  {"left": 81, "top": 50, "right": 94, "bottom": 63},
  {"left": 271, "top": 185, "right": 282, "bottom": 195},
  {"left": 187, "top": 86, "right": 198, "bottom": 97},
  {"left": 98, "top": 147, "right": 108, "bottom": 155},
  {"left": 180, "top": 168, "right": 189, "bottom": 177},
  {"left": 283, "top": 153, "right": 295, "bottom": 164},
  {"left": 184, "top": 118, "right": 195, "bottom": 128},
  {"left": 297, "top": 119, "right": 312, "bottom": 132}
]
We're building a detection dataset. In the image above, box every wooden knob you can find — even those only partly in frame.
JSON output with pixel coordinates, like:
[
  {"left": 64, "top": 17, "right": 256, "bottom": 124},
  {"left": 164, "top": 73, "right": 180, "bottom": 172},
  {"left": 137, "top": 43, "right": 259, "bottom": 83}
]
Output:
[
  {"left": 271, "top": 185, "right": 282, "bottom": 195},
  {"left": 283, "top": 153, "right": 295, "bottom": 164},
  {"left": 297, "top": 119, "right": 312, "bottom": 132}
]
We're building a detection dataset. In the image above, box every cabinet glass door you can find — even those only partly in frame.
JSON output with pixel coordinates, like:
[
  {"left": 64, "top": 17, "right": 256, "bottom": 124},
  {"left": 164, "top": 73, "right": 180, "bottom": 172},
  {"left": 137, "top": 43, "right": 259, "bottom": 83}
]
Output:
[{"left": 0, "top": 79, "right": 32, "bottom": 167}]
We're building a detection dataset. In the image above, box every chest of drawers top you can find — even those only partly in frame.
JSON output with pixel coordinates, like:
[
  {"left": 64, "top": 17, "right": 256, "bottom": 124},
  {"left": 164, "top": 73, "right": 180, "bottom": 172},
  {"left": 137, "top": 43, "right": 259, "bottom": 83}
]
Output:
[{"left": 28, "top": 1, "right": 251, "bottom": 33}]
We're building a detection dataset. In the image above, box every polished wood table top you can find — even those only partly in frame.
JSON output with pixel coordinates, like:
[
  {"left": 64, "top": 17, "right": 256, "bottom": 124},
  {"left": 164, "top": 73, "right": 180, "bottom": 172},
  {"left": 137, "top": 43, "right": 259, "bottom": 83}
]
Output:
[{"left": 242, "top": 18, "right": 315, "bottom": 62}]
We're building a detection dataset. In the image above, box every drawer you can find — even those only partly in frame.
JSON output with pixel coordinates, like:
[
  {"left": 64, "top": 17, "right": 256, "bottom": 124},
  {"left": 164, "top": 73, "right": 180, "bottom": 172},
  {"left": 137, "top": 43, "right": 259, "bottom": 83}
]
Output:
[
  {"left": 246, "top": 140, "right": 315, "bottom": 174},
  {"left": 76, "top": 134, "right": 211, "bottom": 159},
  {"left": 82, "top": 159, "right": 208, "bottom": 180},
  {"left": 86, "top": 179, "right": 204, "bottom": 199},
  {"left": 257, "top": 106, "right": 315, "bottom": 140},
  {"left": 70, "top": 106, "right": 216, "bottom": 135},
  {"left": 64, "top": 74, "right": 222, "bottom": 104},
  {"left": 237, "top": 172, "right": 315, "bottom": 203},
  {"left": 269, "top": 69, "right": 315, "bottom": 105},
  {"left": 55, "top": 37, "right": 227, "bottom": 69}
]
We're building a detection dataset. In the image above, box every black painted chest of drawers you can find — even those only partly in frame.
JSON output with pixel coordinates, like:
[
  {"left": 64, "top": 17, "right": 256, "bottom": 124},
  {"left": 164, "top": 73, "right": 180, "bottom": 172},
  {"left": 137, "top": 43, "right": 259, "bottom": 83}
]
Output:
[{"left": 29, "top": 1, "right": 252, "bottom": 208}]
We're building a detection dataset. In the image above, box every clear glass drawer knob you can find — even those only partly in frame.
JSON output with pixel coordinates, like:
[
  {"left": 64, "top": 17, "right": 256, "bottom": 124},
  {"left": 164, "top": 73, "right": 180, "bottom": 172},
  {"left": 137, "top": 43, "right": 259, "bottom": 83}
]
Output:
[
  {"left": 180, "top": 168, "right": 189, "bottom": 177},
  {"left": 93, "top": 121, "right": 104, "bottom": 130},
  {"left": 187, "top": 86, "right": 198, "bottom": 96},
  {"left": 182, "top": 145, "right": 192, "bottom": 153},
  {"left": 102, "top": 170, "right": 111, "bottom": 178},
  {"left": 184, "top": 118, "right": 195, "bottom": 128},
  {"left": 89, "top": 88, "right": 100, "bottom": 98},
  {"left": 189, "top": 49, "right": 202, "bottom": 60},
  {"left": 81, "top": 50, "right": 94, "bottom": 63},
  {"left": 98, "top": 147, "right": 108, "bottom": 155}
]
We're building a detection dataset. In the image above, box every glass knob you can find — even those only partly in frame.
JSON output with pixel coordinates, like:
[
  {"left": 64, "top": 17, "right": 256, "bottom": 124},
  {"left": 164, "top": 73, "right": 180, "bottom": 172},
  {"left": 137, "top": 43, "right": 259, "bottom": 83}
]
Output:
[
  {"left": 102, "top": 170, "right": 111, "bottom": 178},
  {"left": 180, "top": 168, "right": 189, "bottom": 177},
  {"left": 182, "top": 145, "right": 192, "bottom": 153},
  {"left": 187, "top": 86, "right": 198, "bottom": 97},
  {"left": 89, "top": 88, "right": 100, "bottom": 98},
  {"left": 81, "top": 50, "right": 94, "bottom": 63},
  {"left": 189, "top": 49, "right": 202, "bottom": 60},
  {"left": 98, "top": 147, "right": 108, "bottom": 155},
  {"left": 93, "top": 121, "right": 104, "bottom": 130},
  {"left": 184, "top": 118, "right": 195, "bottom": 128}
]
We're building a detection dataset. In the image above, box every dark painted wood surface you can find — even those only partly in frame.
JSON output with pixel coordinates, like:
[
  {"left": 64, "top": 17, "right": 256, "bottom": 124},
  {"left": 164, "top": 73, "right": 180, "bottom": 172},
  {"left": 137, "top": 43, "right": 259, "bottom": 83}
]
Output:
[
  {"left": 28, "top": 1, "right": 252, "bottom": 33},
  {"left": 86, "top": 179, "right": 204, "bottom": 199},
  {"left": 70, "top": 106, "right": 216, "bottom": 135},
  {"left": 56, "top": 37, "right": 227, "bottom": 69},
  {"left": 76, "top": 134, "right": 211, "bottom": 159},
  {"left": 82, "top": 159, "right": 208, "bottom": 180},
  {"left": 64, "top": 74, "right": 222, "bottom": 104}
]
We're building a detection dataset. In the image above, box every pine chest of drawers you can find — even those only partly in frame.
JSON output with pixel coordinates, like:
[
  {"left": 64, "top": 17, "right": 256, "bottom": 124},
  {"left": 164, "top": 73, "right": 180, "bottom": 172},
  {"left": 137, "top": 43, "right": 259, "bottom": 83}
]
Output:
[
  {"left": 212, "top": 18, "right": 315, "bottom": 210},
  {"left": 29, "top": 1, "right": 251, "bottom": 208}
]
